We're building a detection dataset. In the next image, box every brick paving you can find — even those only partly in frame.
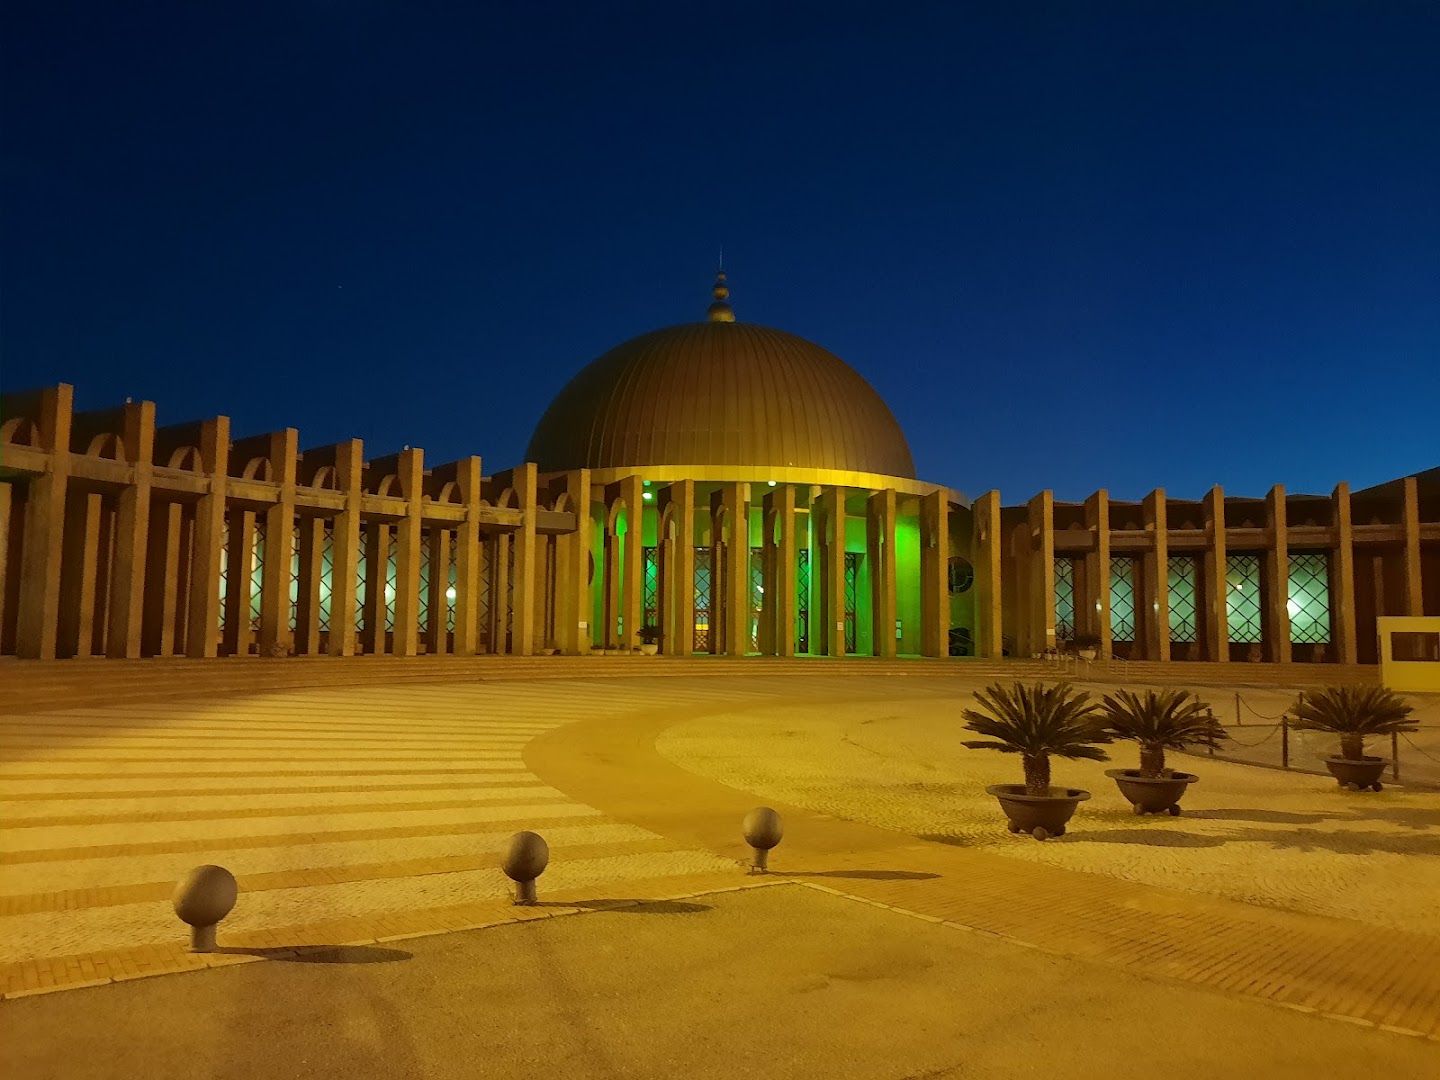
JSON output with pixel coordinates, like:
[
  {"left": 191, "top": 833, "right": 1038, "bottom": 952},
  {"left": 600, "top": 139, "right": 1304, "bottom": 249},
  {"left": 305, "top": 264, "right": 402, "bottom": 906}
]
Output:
[{"left": 1, "top": 661, "right": 1436, "bottom": 1046}]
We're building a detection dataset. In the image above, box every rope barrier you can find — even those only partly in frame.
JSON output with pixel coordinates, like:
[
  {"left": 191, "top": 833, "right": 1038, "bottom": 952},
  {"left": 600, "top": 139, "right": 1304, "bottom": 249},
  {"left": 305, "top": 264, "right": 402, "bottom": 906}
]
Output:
[{"left": 1400, "top": 733, "right": 1440, "bottom": 763}]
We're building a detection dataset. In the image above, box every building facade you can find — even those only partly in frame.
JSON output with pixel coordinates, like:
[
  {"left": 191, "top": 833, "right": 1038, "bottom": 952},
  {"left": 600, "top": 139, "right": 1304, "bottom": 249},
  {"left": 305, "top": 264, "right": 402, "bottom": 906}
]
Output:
[{"left": 2, "top": 276, "right": 1437, "bottom": 664}]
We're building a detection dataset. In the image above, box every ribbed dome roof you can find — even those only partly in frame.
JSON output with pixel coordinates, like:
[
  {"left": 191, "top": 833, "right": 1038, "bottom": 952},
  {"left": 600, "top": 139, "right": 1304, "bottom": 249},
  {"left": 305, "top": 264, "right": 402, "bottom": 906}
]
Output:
[{"left": 526, "top": 319, "right": 916, "bottom": 478}]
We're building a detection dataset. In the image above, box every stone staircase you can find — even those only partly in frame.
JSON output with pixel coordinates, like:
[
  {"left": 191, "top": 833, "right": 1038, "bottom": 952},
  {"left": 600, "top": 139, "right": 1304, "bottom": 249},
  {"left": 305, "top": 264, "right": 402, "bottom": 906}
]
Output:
[{"left": 0, "top": 653, "right": 1377, "bottom": 714}]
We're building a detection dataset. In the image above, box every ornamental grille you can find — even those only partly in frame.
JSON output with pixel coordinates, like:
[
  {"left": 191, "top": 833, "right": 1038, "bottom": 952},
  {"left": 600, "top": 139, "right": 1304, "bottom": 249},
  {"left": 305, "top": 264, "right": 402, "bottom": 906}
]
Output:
[
  {"left": 418, "top": 538, "right": 430, "bottom": 634},
  {"left": 478, "top": 543, "right": 491, "bottom": 647},
  {"left": 1167, "top": 555, "right": 1198, "bottom": 643},
  {"left": 796, "top": 548, "right": 811, "bottom": 653},
  {"left": 446, "top": 543, "right": 457, "bottom": 634},
  {"left": 289, "top": 524, "right": 300, "bottom": 632},
  {"left": 217, "top": 518, "right": 228, "bottom": 631},
  {"left": 318, "top": 524, "right": 335, "bottom": 633},
  {"left": 844, "top": 552, "right": 860, "bottom": 654},
  {"left": 749, "top": 547, "right": 764, "bottom": 653},
  {"left": 1110, "top": 556, "right": 1137, "bottom": 643},
  {"left": 249, "top": 522, "right": 265, "bottom": 633},
  {"left": 386, "top": 542, "right": 398, "bottom": 633},
  {"left": 355, "top": 547, "right": 367, "bottom": 633},
  {"left": 1054, "top": 558, "right": 1076, "bottom": 640},
  {"left": 642, "top": 546, "right": 659, "bottom": 629},
  {"left": 1226, "top": 554, "right": 1263, "bottom": 644},
  {"left": 693, "top": 546, "right": 713, "bottom": 652},
  {"left": 1288, "top": 552, "right": 1331, "bottom": 644}
]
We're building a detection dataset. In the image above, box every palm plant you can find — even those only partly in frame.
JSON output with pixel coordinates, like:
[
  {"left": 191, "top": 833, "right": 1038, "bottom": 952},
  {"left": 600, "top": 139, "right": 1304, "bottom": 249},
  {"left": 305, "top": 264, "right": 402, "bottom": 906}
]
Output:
[
  {"left": 1289, "top": 686, "right": 1417, "bottom": 761},
  {"left": 1100, "top": 688, "right": 1228, "bottom": 778},
  {"left": 962, "top": 681, "right": 1111, "bottom": 796}
]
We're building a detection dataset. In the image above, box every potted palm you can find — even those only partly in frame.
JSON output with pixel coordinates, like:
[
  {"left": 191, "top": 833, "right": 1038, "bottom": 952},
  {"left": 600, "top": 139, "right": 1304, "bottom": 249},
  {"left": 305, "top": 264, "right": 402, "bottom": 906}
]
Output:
[
  {"left": 962, "top": 681, "right": 1112, "bottom": 840},
  {"left": 1289, "top": 686, "right": 1415, "bottom": 792},
  {"left": 1101, "top": 688, "right": 1228, "bottom": 815},
  {"left": 639, "top": 624, "right": 661, "bottom": 656}
]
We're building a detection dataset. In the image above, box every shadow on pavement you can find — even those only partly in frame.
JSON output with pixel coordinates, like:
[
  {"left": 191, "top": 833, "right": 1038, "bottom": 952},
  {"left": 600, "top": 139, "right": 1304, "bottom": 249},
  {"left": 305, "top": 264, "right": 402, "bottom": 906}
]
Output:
[
  {"left": 218, "top": 945, "right": 413, "bottom": 965},
  {"left": 1185, "top": 809, "right": 1327, "bottom": 824},
  {"left": 785, "top": 870, "right": 942, "bottom": 881},
  {"left": 534, "top": 899, "right": 712, "bottom": 913},
  {"left": 1072, "top": 829, "right": 1227, "bottom": 848}
]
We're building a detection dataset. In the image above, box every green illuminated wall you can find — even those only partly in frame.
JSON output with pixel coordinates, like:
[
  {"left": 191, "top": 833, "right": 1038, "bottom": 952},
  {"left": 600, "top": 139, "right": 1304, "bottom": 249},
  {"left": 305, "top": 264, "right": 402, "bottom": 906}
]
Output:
[{"left": 894, "top": 512, "right": 922, "bottom": 655}]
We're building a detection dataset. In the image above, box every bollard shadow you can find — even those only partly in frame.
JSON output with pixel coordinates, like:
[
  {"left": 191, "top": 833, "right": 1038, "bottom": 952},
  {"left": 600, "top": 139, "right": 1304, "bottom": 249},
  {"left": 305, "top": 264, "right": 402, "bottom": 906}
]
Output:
[
  {"left": 533, "top": 898, "right": 712, "bottom": 914},
  {"left": 216, "top": 944, "right": 412, "bottom": 964},
  {"left": 784, "top": 870, "right": 942, "bottom": 881}
]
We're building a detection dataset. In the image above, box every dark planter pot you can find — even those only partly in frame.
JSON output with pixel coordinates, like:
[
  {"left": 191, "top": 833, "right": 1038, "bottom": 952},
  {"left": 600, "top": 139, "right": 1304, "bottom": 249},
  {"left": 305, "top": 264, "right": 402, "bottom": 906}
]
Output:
[
  {"left": 1323, "top": 756, "right": 1387, "bottom": 792},
  {"left": 1105, "top": 769, "right": 1197, "bottom": 816},
  {"left": 985, "top": 784, "right": 1090, "bottom": 840}
]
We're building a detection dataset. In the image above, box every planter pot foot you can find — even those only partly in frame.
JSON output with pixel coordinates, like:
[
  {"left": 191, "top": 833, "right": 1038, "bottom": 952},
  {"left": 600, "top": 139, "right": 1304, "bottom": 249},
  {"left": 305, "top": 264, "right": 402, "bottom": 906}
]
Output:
[
  {"left": 1167, "top": 805, "right": 1182, "bottom": 816},
  {"left": 1032, "top": 827, "right": 1050, "bottom": 841}
]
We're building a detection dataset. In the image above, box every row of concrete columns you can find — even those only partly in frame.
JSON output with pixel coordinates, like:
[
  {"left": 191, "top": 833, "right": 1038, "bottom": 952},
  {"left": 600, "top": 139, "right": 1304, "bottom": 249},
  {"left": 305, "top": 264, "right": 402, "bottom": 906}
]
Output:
[
  {"left": 591, "top": 480, "right": 956, "bottom": 658},
  {"left": 1008, "top": 483, "right": 1431, "bottom": 664}
]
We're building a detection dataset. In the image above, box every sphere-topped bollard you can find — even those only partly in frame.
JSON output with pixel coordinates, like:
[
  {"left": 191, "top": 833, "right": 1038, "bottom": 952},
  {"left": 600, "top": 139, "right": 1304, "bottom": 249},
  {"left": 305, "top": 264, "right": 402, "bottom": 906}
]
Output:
[
  {"left": 172, "top": 865, "right": 238, "bottom": 952},
  {"left": 502, "top": 831, "right": 550, "bottom": 905},
  {"left": 743, "top": 807, "right": 784, "bottom": 874}
]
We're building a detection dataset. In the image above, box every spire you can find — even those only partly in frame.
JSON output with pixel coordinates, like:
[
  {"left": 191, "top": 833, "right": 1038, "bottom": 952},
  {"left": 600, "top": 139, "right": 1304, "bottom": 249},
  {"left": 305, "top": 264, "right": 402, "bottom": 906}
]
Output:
[{"left": 706, "top": 268, "right": 736, "bottom": 323}]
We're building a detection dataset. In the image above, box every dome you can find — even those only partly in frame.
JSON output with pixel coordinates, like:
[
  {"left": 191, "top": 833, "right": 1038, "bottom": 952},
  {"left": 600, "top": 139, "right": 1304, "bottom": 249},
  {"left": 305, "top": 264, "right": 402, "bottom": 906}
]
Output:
[{"left": 526, "top": 282, "right": 916, "bottom": 478}]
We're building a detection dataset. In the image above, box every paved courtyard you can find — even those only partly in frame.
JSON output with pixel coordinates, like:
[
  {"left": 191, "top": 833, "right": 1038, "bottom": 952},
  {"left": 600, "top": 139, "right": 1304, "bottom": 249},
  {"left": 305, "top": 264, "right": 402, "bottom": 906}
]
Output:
[{"left": 2, "top": 665, "right": 1439, "bottom": 1076}]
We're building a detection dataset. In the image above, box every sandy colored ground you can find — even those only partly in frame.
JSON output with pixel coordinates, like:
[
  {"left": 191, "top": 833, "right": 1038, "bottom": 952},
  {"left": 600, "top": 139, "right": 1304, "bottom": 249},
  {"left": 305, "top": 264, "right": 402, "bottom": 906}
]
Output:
[{"left": 657, "top": 689, "right": 1440, "bottom": 936}]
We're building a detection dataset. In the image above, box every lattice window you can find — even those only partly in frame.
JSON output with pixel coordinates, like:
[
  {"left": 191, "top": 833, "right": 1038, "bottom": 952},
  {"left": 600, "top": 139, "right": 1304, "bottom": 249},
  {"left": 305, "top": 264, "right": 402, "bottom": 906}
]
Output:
[
  {"left": 796, "top": 548, "right": 811, "bottom": 653},
  {"left": 478, "top": 542, "right": 492, "bottom": 648},
  {"left": 290, "top": 523, "right": 300, "bottom": 632},
  {"left": 1110, "top": 556, "right": 1136, "bottom": 643},
  {"left": 843, "top": 552, "right": 860, "bottom": 654},
  {"left": 319, "top": 525, "right": 334, "bottom": 634},
  {"left": 385, "top": 544, "right": 397, "bottom": 633},
  {"left": 446, "top": 544, "right": 457, "bottom": 634},
  {"left": 642, "top": 546, "right": 659, "bottom": 629},
  {"left": 749, "top": 547, "right": 764, "bottom": 653},
  {"left": 355, "top": 547, "right": 367, "bottom": 633},
  {"left": 1054, "top": 558, "right": 1075, "bottom": 640},
  {"left": 1288, "top": 552, "right": 1331, "bottom": 644},
  {"left": 1226, "top": 554, "right": 1263, "bottom": 643},
  {"left": 418, "top": 538, "right": 431, "bottom": 634},
  {"left": 1167, "top": 555, "right": 1198, "bottom": 643},
  {"left": 249, "top": 522, "right": 265, "bottom": 632},
  {"left": 217, "top": 518, "right": 229, "bottom": 631},
  {"left": 693, "top": 546, "right": 713, "bottom": 652}
]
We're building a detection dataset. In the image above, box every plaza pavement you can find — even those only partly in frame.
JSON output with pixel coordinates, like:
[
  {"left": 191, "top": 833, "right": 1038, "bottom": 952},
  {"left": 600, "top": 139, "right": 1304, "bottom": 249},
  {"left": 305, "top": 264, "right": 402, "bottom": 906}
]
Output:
[{"left": 1, "top": 661, "right": 1438, "bottom": 1076}]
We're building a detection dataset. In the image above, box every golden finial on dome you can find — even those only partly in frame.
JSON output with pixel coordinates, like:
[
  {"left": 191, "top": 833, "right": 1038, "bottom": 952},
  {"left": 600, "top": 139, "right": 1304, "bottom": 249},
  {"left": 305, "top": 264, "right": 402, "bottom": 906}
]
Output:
[{"left": 706, "top": 268, "right": 736, "bottom": 322}]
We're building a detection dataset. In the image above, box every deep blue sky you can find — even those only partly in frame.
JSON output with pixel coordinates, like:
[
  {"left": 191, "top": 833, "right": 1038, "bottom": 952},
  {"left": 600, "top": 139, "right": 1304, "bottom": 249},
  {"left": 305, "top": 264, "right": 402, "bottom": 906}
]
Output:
[{"left": 3, "top": 2, "right": 1437, "bottom": 502}]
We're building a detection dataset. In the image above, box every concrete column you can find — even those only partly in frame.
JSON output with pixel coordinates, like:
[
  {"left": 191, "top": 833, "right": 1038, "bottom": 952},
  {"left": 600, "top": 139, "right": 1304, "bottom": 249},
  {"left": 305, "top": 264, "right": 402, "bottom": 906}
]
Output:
[
  {"left": 16, "top": 385, "right": 74, "bottom": 659},
  {"left": 971, "top": 490, "right": 1003, "bottom": 659},
  {"left": 707, "top": 494, "right": 726, "bottom": 655},
  {"left": 258, "top": 429, "right": 298, "bottom": 658},
  {"left": 511, "top": 464, "right": 540, "bottom": 656},
  {"left": 920, "top": 488, "right": 949, "bottom": 658},
  {"left": 666, "top": 479, "right": 696, "bottom": 656},
  {"left": 492, "top": 533, "right": 511, "bottom": 652},
  {"left": 1081, "top": 490, "right": 1108, "bottom": 658},
  {"left": 186, "top": 418, "right": 230, "bottom": 658},
  {"left": 106, "top": 401, "right": 155, "bottom": 659},
  {"left": 868, "top": 489, "right": 898, "bottom": 658},
  {"left": 425, "top": 525, "right": 451, "bottom": 654},
  {"left": 601, "top": 508, "right": 620, "bottom": 650},
  {"left": 548, "top": 468, "right": 588, "bottom": 655},
  {"left": 715, "top": 481, "right": 749, "bottom": 656},
  {"left": 1025, "top": 492, "right": 1059, "bottom": 659},
  {"left": 814, "top": 487, "right": 848, "bottom": 656},
  {"left": 222, "top": 511, "right": 257, "bottom": 656},
  {"left": 447, "top": 458, "right": 484, "bottom": 655},
  {"left": 762, "top": 484, "right": 797, "bottom": 657},
  {"left": 1402, "top": 475, "right": 1423, "bottom": 616},
  {"left": 294, "top": 516, "right": 325, "bottom": 655},
  {"left": 1203, "top": 485, "right": 1229, "bottom": 662},
  {"left": 58, "top": 491, "right": 103, "bottom": 658},
  {"left": 141, "top": 501, "right": 184, "bottom": 657},
  {"left": 389, "top": 448, "right": 424, "bottom": 658},
  {"left": 1331, "top": 482, "right": 1358, "bottom": 664},
  {"left": 326, "top": 440, "right": 364, "bottom": 657},
  {"left": 1142, "top": 488, "right": 1171, "bottom": 662},
  {"left": 1265, "top": 484, "right": 1292, "bottom": 663}
]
